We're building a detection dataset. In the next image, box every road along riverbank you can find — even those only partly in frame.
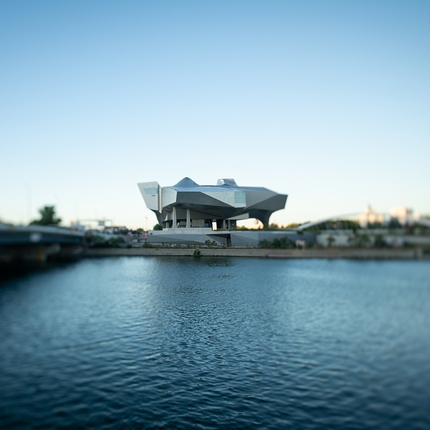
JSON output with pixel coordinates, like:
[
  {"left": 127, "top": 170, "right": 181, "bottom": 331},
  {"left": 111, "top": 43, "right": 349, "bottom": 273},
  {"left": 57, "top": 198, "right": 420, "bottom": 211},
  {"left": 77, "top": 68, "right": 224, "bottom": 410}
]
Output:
[{"left": 84, "top": 247, "right": 426, "bottom": 260}]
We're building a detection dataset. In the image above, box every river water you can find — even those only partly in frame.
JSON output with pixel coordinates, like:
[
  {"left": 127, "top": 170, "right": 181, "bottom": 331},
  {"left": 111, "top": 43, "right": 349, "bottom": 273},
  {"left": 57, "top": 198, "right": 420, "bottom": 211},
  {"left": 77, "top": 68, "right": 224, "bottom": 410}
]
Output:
[{"left": 0, "top": 257, "right": 429, "bottom": 429}]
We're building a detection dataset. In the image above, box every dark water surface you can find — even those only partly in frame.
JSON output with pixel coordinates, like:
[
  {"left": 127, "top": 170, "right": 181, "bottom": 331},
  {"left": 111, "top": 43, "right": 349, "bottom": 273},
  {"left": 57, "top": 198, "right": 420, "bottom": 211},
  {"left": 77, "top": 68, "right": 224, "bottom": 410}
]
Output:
[{"left": 1, "top": 258, "right": 429, "bottom": 429}]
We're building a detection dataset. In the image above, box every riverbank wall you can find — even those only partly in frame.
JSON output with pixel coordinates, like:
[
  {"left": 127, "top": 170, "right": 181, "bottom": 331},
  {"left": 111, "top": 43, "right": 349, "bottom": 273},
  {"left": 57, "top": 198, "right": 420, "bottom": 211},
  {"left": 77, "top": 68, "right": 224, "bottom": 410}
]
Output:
[{"left": 84, "top": 247, "right": 426, "bottom": 260}]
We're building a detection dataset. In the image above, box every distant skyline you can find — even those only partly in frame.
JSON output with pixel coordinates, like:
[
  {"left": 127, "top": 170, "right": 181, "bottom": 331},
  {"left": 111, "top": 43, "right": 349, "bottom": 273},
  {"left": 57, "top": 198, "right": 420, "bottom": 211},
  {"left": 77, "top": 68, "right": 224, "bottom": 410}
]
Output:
[{"left": 1, "top": 1, "right": 429, "bottom": 229}]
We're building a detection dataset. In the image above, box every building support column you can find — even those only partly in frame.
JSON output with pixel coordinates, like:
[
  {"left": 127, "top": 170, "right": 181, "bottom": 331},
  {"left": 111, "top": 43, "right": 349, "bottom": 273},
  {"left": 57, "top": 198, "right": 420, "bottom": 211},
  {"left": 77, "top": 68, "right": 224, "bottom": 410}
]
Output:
[
  {"left": 186, "top": 208, "right": 191, "bottom": 228},
  {"left": 172, "top": 206, "right": 177, "bottom": 229}
]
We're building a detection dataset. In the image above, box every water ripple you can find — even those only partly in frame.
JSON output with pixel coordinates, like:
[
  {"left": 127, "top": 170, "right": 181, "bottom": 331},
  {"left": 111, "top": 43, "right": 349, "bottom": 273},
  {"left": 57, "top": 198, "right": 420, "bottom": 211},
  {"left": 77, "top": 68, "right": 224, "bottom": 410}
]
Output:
[{"left": 0, "top": 258, "right": 429, "bottom": 429}]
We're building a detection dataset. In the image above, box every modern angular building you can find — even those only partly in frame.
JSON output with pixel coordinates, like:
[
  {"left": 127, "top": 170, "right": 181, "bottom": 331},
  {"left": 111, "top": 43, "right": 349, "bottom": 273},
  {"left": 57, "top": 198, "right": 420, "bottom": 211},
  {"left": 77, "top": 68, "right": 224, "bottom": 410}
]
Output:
[{"left": 138, "top": 177, "right": 288, "bottom": 230}]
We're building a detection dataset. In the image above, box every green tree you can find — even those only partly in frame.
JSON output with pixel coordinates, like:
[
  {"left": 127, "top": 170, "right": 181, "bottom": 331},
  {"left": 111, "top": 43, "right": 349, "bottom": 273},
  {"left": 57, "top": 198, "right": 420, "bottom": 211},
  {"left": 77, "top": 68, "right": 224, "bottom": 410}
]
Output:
[
  {"left": 264, "top": 223, "right": 280, "bottom": 230},
  {"left": 86, "top": 235, "right": 126, "bottom": 248},
  {"left": 30, "top": 206, "right": 61, "bottom": 226},
  {"left": 153, "top": 224, "right": 163, "bottom": 230},
  {"left": 259, "top": 236, "right": 295, "bottom": 249},
  {"left": 348, "top": 233, "right": 371, "bottom": 248}
]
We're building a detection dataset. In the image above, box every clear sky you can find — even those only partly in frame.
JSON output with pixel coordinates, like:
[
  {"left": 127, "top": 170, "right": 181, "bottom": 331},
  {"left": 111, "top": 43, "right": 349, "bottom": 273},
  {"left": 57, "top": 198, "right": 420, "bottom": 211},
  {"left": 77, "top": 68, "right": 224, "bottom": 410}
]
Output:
[{"left": 1, "top": 1, "right": 429, "bottom": 229}]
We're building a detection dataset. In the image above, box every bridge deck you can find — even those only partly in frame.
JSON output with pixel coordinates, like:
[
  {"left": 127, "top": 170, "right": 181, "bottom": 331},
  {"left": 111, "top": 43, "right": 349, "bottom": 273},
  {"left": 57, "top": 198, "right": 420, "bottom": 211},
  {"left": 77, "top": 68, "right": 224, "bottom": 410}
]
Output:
[{"left": 0, "top": 224, "right": 85, "bottom": 245}]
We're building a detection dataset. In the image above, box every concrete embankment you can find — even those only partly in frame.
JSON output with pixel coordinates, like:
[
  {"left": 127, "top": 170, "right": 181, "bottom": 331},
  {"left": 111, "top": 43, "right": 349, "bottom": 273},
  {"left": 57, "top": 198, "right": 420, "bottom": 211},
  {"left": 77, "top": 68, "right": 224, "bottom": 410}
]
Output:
[{"left": 84, "top": 247, "right": 426, "bottom": 260}]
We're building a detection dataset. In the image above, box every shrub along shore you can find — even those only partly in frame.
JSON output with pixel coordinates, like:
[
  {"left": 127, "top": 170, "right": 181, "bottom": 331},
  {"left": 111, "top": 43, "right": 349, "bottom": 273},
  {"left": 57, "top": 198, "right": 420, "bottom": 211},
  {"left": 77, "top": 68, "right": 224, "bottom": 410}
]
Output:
[{"left": 84, "top": 247, "right": 426, "bottom": 260}]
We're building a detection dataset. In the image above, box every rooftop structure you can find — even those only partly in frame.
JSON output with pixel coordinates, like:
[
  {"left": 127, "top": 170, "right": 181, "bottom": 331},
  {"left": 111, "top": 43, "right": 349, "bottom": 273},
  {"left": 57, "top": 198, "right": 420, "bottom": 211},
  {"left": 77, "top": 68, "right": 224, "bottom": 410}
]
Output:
[{"left": 138, "top": 177, "right": 288, "bottom": 230}]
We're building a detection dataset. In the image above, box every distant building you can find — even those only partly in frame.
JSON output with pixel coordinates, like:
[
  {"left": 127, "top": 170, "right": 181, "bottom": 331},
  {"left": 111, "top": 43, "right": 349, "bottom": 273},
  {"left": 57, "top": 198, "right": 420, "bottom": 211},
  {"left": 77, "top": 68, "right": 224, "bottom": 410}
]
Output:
[
  {"left": 357, "top": 205, "right": 386, "bottom": 227},
  {"left": 356, "top": 205, "right": 420, "bottom": 228},
  {"left": 138, "top": 177, "right": 288, "bottom": 230},
  {"left": 390, "top": 206, "right": 415, "bottom": 226}
]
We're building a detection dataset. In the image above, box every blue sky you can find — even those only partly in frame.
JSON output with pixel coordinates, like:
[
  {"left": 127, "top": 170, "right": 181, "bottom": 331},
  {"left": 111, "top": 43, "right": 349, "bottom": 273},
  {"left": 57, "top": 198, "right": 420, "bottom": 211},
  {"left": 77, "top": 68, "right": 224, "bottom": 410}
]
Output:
[{"left": 1, "top": 1, "right": 429, "bottom": 228}]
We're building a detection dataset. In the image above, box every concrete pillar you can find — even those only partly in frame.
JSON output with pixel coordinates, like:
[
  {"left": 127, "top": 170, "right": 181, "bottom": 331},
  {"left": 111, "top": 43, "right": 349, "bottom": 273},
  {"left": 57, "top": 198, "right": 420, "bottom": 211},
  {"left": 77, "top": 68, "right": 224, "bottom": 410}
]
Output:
[
  {"left": 186, "top": 209, "right": 191, "bottom": 228},
  {"left": 173, "top": 206, "right": 177, "bottom": 229}
]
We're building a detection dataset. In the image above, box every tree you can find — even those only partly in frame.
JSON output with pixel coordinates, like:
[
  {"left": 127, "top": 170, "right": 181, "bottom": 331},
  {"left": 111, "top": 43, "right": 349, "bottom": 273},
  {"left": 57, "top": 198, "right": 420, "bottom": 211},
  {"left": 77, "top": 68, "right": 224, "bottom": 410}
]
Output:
[
  {"left": 264, "top": 223, "right": 280, "bottom": 230},
  {"left": 326, "top": 235, "right": 335, "bottom": 247},
  {"left": 348, "top": 233, "right": 371, "bottom": 248},
  {"left": 259, "top": 236, "right": 295, "bottom": 249},
  {"left": 30, "top": 206, "right": 61, "bottom": 226},
  {"left": 153, "top": 224, "right": 163, "bottom": 230}
]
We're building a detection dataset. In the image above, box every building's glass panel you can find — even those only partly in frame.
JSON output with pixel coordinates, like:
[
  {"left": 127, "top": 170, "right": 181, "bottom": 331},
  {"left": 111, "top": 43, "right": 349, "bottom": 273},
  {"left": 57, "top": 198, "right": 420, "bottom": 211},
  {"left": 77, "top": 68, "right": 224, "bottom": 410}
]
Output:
[
  {"left": 234, "top": 192, "right": 246, "bottom": 204},
  {"left": 144, "top": 188, "right": 158, "bottom": 194}
]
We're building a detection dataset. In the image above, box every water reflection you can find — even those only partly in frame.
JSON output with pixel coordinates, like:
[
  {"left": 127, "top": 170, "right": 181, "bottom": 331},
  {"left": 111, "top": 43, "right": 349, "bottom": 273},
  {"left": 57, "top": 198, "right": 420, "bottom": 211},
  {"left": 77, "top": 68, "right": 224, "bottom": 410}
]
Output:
[{"left": 0, "top": 258, "right": 429, "bottom": 429}]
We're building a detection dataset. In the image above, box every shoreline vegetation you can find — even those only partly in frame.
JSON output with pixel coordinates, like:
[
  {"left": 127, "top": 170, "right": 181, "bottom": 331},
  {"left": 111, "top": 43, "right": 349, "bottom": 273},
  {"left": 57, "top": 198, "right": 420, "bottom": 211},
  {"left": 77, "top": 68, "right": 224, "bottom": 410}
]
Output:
[{"left": 84, "top": 247, "right": 427, "bottom": 260}]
